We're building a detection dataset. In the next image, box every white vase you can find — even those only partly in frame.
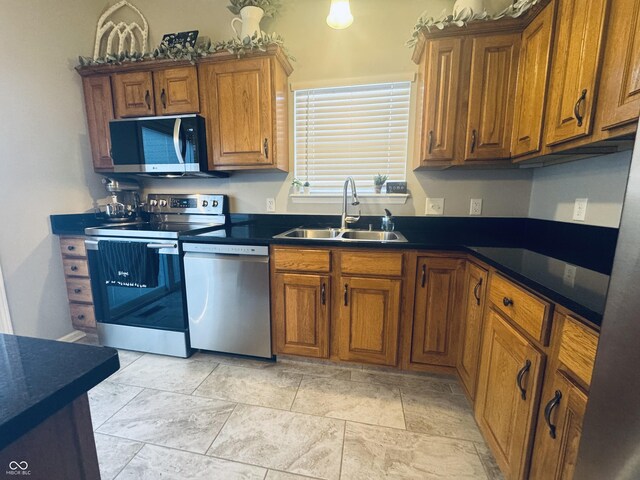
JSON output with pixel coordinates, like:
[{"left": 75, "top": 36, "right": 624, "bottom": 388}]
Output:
[
  {"left": 452, "top": 0, "right": 485, "bottom": 19},
  {"left": 231, "top": 6, "right": 265, "bottom": 39}
]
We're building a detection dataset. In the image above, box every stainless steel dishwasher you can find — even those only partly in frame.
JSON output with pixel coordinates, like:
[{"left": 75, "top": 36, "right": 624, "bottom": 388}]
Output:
[{"left": 182, "top": 243, "right": 272, "bottom": 358}]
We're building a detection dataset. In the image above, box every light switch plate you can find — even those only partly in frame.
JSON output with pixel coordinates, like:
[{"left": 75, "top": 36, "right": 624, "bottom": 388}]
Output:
[
  {"left": 573, "top": 198, "right": 588, "bottom": 221},
  {"left": 563, "top": 264, "right": 577, "bottom": 287},
  {"left": 425, "top": 198, "right": 445, "bottom": 215},
  {"left": 470, "top": 198, "right": 483, "bottom": 215},
  {"left": 266, "top": 198, "right": 276, "bottom": 212}
]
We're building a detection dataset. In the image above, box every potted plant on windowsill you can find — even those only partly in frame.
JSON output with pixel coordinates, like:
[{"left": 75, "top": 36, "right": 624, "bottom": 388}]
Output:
[
  {"left": 228, "top": 0, "right": 280, "bottom": 39},
  {"left": 374, "top": 174, "right": 388, "bottom": 194}
]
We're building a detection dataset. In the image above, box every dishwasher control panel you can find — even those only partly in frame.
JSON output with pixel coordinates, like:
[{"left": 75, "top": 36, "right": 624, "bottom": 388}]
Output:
[{"left": 182, "top": 243, "right": 269, "bottom": 256}]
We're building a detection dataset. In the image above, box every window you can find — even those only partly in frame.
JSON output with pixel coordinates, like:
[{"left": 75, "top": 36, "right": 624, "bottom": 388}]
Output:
[{"left": 294, "top": 81, "right": 411, "bottom": 193}]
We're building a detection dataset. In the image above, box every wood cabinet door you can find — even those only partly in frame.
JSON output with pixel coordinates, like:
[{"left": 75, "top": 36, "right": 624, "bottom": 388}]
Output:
[
  {"left": 475, "top": 308, "right": 545, "bottom": 480},
  {"left": 529, "top": 371, "right": 588, "bottom": 480},
  {"left": 411, "top": 257, "right": 464, "bottom": 367},
  {"left": 112, "top": 71, "right": 155, "bottom": 118},
  {"left": 419, "top": 37, "right": 463, "bottom": 164},
  {"left": 544, "top": 0, "right": 609, "bottom": 146},
  {"left": 274, "top": 273, "right": 330, "bottom": 358},
  {"left": 154, "top": 66, "right": 200, "bottom": 115},
  {"left": 458, "top": 262, "right": 488, "bottom": 399},
  {"left": 199, "top": 57, "right": 273, "bottom": 169},
  {"left": 511, "top": 3, "right": 556, "bottom": 158},
  {"left": 597, "top": 0, "right": 640, "bottom": 131},
  {"left": 464, "top": 33, "right": 520, "bottom": 161},
  {"left": 82, "top": 75, "right": 114, "bottom": 171},
  {"left": 339, "top": 276, "right": 401, "bottom": 366}
]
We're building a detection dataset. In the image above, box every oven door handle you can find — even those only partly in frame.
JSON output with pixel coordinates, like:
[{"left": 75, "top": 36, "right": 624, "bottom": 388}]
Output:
[
  {"left": 85, "top": 239, "right": 99, "bottom": 251},
  {"left": 173, "top": 118, "right": 185, "bottom": 164},
  {"left": 147, "top": 243, "right": 178, "bottom": 249}
]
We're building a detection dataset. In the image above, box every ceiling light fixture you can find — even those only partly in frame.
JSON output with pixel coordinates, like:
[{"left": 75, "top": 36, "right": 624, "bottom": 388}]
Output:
[{"left": 326, "top": 0, "right": 354, "bottom": 29}]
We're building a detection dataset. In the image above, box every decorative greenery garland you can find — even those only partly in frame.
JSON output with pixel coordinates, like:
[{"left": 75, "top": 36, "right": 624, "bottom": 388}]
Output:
[
  {"left": 406, "top": 0, "right": 541, "bottom": 47},
  {"left": 78, "top": 32, "right": 294, "bottom": 67}
]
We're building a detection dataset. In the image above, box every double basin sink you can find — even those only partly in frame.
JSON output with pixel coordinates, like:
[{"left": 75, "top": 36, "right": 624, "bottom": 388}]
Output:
[{"left": 273, "top": 227, "right": 408, "bottom": 243}]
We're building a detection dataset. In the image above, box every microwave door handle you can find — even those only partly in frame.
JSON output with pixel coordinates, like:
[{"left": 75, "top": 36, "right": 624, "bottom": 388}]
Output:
[{"left": 173, "top": 118, "right": 185, "bottom": 164}]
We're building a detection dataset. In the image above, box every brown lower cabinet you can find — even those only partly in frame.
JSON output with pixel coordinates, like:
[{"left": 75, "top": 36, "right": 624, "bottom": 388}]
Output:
[
  {"left": 339, "top": 276, "right": 401, "bottom": 366},
  {"left": 475, "top": 308, "right": 545, "bottom": 480},
  {"left": 273, "top": 272, "right": 330, "bottom": 358},
  {"left": 59, "top": 236, "right": 97, "bottom": 333}
]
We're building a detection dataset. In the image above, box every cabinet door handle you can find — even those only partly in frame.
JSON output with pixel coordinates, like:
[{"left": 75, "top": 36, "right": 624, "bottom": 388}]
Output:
[
  {"left": 74, "top": 288, "right": 82, "bottom": 294},
  {"left": 321, "top": 282, "right": 326, "bottom": 306},
  {"left": 470, "top": 129, "right": 477, "bottom": 153},
  {"left": 574, "top": 89, "right": 587, "bottom": 127},
  {"left": 160, "top": 88, "right": 167, "bottom": 109},
  {"left": 516, "top": 359, "right": 532, "bottom": 400},
  {"left": 421, "top": 264, "right": 426, "bottom": 288},
  {"left": 145, "top": 90, "right": 151, "bottom": 109},
  {"left": 473, "top": 277, "right": 483, "bottom": 306},
  {"left": 264, "top": 138, "right": 269, "bottom": 159},
  {"left": 344, "top": 284, "right": 349, "bottom": 306},
  {"left": 428, "top": 130, "right": 434, "bottom": 154},
  {"left": 503, "top": 297, "right": 514, "bottom": 307},
  {"left": 544, "top": 390, "right": 563, "bottom": 439}
]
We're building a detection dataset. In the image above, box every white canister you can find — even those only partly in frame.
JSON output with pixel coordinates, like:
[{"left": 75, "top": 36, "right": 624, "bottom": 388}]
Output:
[{"left": 453, "top": 0, "right": 485, "bottom": 19}]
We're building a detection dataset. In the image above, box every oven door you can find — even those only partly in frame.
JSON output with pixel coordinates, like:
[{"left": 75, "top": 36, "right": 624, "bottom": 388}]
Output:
[{"left": 86, "top": 238, "right": 187, "bottom": 332}]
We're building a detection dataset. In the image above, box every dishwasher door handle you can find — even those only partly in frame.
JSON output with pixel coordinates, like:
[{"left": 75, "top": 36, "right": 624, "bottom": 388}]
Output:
[{"left": 184, "top": 252, "right": 269, "bottom": 263}]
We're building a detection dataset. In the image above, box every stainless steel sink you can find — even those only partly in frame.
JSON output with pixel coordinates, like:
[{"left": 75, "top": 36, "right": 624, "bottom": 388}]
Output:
[{"left": 274, "top": 228, "right": 408, "bottom": 243}]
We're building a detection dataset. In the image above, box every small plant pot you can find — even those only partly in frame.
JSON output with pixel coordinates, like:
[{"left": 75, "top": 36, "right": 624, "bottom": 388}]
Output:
[{"left": 374, "top": 185, "right": 383, "bottom": 194}]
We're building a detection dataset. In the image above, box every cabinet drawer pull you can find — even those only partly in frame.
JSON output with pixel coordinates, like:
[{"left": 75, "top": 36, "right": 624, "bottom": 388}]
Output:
[
  {"left": 516, "top": 359, "right": 531, "bottom": 400},
  {"left": 321, "top": 282, "right": 326, "bottom": 306},
  {"left": 428, "top": 130, "right": 434, "bottom": 154},
  {"left": 77, "top": 314, "right": 85, "bottom": 321},
  {"left": 544, "top": 390, "right": 563, "bottom": 439},
  {"left": 421, "top": 264, "right": 426, "bottom": 288},
  {"left": 160, "top": 88, "right": 167, "bottom": 109},
  {"left": 344, "top": 284, "right": 348, "bottom": 306},
  {"left": 473, "top": 278, "right": 483, "bottom": 306},
  {"left": 70, "top": 265, "right": 79, "bottom": 272},
  {"left": 470, "top": 129, "right": 477, "bottom": 153},
  {"left": 67, "top": 245, "right": 76, "bottom": 251},
  {"left": 503, "top": 297, "right": 514, "bottom": 307},
  {"left": 74, "top": 288, "right": 82, "bottom": 294},
  {"left": 264, "top": 138, "right": 269, "bottom": 159},
  {"left": 574, "top": 89, "right": 587, "bottom": 127},
  {"left": 145, "top": 90, "right": 151, "bottom": 109}
]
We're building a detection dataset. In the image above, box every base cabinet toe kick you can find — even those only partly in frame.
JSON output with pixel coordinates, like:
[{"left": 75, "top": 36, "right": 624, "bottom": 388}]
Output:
[{"left": 268, "top": 244, "right": 599, "bottom": 480}]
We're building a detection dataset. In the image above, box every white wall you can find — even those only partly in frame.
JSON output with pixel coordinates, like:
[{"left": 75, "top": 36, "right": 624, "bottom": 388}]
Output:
[
  {"left": 528, "top": 151, "right": 632, "bottom": 228},
  {"left": 0, "top": 0, "right": 106, "bottom": 339}
]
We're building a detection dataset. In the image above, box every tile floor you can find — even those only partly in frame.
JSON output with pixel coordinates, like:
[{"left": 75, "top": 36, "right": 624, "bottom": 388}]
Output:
[{"left": 88, "top": 349, "right": 504, "bottom": 480}]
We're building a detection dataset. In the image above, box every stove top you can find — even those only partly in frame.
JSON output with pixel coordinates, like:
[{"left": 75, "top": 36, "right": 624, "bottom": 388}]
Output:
[{"left": 85, "top": 222, "right": 224, "bottom": 239}]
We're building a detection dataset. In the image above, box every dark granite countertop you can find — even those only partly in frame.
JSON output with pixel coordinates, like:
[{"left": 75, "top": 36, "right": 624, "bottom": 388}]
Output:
[
  {"left": 52, "top": 212, "right": 616, "bottom": 327},
  {"left": 0, "top": 335, "right": 119, "bottom": 450}
]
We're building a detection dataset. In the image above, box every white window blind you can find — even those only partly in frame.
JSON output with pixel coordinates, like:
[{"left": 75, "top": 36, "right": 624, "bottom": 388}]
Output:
[{"left": 294, "top": 81, "right": 410, "bottom": 192}]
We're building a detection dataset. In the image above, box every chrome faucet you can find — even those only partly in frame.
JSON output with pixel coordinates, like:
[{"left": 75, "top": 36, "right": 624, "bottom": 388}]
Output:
[{"left": 341, "top": 177, "right": 361, "bottom": 229}]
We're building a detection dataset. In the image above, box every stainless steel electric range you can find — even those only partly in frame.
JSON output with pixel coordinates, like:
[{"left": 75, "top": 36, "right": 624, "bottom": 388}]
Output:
[{"left": 84, "top": 193, "right": 227, "bottom": 357}]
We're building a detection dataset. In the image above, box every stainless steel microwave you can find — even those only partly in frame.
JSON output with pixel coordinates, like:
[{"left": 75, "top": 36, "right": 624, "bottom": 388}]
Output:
[{"left": 109, "top": 114, "right": 222, "bottom": 176}]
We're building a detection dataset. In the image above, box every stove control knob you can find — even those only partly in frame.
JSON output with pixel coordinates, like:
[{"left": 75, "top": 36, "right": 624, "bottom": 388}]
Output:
[
  {"left": 202, "top": 200, "right": 209, "bottom": 207},
  {"left": 212, "top": 200, "right": 219, "bottom": 207},
  {"left": 159, "top": 199, "right": 168, "bottom": 207},
  {"left": 149, "top": 199, "right": 158, "bottom": 207}
]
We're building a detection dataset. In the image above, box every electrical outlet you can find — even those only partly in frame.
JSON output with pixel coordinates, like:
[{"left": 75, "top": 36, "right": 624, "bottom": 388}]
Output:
[
  {"left": 573, "top": 198, "right": 588, "bottom": 221},
  {"left": 470, "top": 198, "right": 483, "bottom": 216},
  {"left": 266, "top": 198, "right": 276, "bottom": 212},
  {"left": 425, "top": 198, "right": 445, "bottom": 215},
  {"left": 563, "top": 264, "right": 577, "bottom": 287}
]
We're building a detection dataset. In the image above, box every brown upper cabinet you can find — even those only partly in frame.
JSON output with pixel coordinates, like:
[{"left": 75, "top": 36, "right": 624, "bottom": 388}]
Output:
[
  {"left": 112, "top": 66, "right": 199, "bottom": 118},
  {"left": 464, "top": 33, "right": 520, "bottom": 162},
  {"left": 198, "top": 52, "right": 291, "bottom": 172},
  {"left": 544, "top": 0, "right": 609, "bottom": 146},
  {"left": 511, "top": 2, "right": 556, "bottom": 158},
  {"left": 82, "top": 75, "right": 115, "bottom": 172},
  {"left": 597, "top": 0, "right": 640, "bottom": 132}
]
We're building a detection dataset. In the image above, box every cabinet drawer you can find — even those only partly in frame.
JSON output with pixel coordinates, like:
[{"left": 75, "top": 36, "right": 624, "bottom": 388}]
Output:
[
  {"left": 66, "top": 278, "right": 93, "bottom": 303},
  {"left": 273, "top": 248, "right": 331, "bottom": 273},
  {"left": 339, "top": 251, "right": 403, "bottom": 277},
  {"left": 63, "top": 257, "right": 89, "bottom": 277},
  {"left": 557, "top": 315, "right": 599, "bottom": 388},
  {"left": 69, "top": 303, "right": 96, "bottom": 330},
  {"left": 489, "top": 274, "right": 551, "bottom": 344},
  {"left": 60, "top": 237, "right": 87, "bottom": 258}
]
